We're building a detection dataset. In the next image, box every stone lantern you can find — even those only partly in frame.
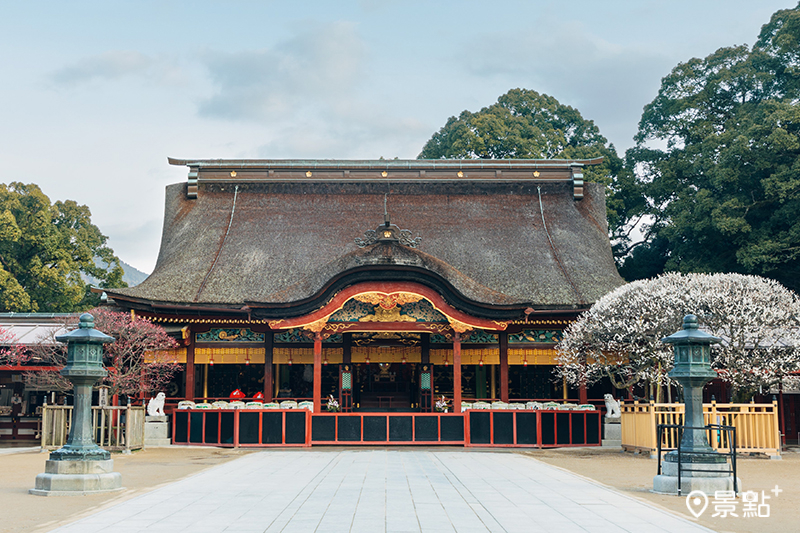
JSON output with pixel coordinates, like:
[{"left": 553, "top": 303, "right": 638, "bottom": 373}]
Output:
[
  {"left": 663, "top": 314, "right": 720, "bottom": 454},
  {"left": 31, "top": 313, "right": 122, "bottom": 495},
  {"left": 653, "top": 314, "right": 735, "bottom": 495}
]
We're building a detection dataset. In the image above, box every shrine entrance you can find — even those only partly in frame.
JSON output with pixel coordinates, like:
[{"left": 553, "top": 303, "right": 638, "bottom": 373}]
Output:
[
  {"left": 268, "top": 282, "right": 507, "bottom": 414},
  {"left": 355, "top": 362, "right": 417, "bottom": 411}
]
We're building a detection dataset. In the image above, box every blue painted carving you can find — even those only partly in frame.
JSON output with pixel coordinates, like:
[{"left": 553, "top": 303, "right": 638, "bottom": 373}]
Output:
[
  {"left": 430, "top": 330, "right": 498, "bottom": 344},
  {"left": 328, "top": 299, "right": 375, "bottom": 322},
  {"left": 195, "top": 328, "right": 265, "bottom": 343},
  {"left": 508, "top": 330, "right": 563, "bottom": 343},
  {"left": 273, "top": 328, "right": 342, "bottom": 343},
  {"left": 462, "top": 330, "right": 499, "bottom": 344},
  {"left": 400, "top": 300, "right": 447, "bottom": 322}
]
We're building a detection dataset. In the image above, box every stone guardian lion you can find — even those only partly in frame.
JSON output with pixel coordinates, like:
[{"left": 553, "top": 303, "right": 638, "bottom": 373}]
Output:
[
  {"left": 147, "top": 392, "right": 166, "bottom": 416},
  {"left": 603, "top": 393, "right": 621, "bottom": 419}
]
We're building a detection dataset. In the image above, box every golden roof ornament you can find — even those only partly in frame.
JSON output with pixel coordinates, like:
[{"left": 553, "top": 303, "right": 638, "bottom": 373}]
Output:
[{"left": 355, "top": 194, "right": 421, "bottom": 248}]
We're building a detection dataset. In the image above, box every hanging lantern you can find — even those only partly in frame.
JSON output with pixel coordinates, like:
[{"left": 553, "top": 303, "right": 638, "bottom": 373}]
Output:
[
  {"left": 245, "top": 354, "right": 250, "bottom": 366},
  {"left": 209, "top": 355, "right": 215, "bottom": 366}
]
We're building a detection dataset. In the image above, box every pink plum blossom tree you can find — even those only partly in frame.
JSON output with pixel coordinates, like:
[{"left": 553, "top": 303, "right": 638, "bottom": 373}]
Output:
[{"left": 21, "top": 309, "right": 180, "bottom": 400}]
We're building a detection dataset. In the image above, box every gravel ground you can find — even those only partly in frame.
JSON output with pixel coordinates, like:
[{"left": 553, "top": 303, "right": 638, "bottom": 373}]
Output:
[{"left": 530, "top": 446, "right": 800, "bottom": 533}]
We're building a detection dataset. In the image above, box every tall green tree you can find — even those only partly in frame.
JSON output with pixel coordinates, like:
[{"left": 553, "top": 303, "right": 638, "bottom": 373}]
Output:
[
  {"left": 623, "top": 4, "right": 800, "bottom": 291},
  {"left": 0, "top": 182, "right": 126, "bottom": 312},
  {"left": 419, "top": 88, "right": 644, "bottom": 241}
]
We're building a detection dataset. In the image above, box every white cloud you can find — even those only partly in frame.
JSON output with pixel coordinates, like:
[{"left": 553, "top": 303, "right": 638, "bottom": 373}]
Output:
[
  {"left": 51, "top": 51, "right": 152, "bottom": 84},
  {"left": 103, "top": 218, "right": 164, "bottom": 274},
  {"left": 254, "top": 111, "right": 430, "bottom": 159},
  {"left": 49, "top": 50, "right": 185, "bottom": 86},
  {"left": 197, "top": 21, "right": 367, "bottom": 122},
  {"left": 458, "top": 21, "right": 674, "bottom": 150}
]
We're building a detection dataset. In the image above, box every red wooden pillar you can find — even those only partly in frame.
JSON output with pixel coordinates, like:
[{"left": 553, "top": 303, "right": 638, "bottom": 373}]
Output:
[
  {"left": 779, "top": 383, "right": 786, "bottom": 447},
  {"left": 263, "top": 331, "right": 273, "bottom": 402},
  {"left": 313, "top": 332, "right": 322, "bottom": 413},
  {"left": 579, "top": 378, "right": 588, "bottom": 404},
  {"left": 185, "top": 331, "right": 196, "bottom": 401},
  {"left": 499, "top": 332, "right": 509, "bottom": 402},
  {"left": 453, "top": 331, "right": 462, "bottom": 413},
  {"left": 343, "top": 333, "right": 352, "bottom": 365}
]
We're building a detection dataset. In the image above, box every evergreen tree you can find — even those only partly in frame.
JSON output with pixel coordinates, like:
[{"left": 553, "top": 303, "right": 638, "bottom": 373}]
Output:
[
  {"left": 0, "top": 182, "right": 126, "bottom": 312},
  {"left": 622, "top": 5, "right": 800, "bottom": 290}
]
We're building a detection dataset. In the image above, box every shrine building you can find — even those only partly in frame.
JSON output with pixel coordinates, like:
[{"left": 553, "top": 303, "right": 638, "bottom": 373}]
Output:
[{"left": 104, "top": 158, "right": 624, "bottom": 418}]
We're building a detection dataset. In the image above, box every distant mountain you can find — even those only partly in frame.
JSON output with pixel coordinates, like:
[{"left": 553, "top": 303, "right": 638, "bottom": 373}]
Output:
[
  {"left": 120, "top": 260, "right": 149, "bottom": 287},
  {"left": 83, "top": 259, "right": 149, "bottom": 288}
]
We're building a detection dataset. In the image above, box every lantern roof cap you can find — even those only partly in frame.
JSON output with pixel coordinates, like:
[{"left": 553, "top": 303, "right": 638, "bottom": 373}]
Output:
[
  {"left": 55, "top": 313, "right": 115, "bottom": 344},
  {"left": 661, "top": 314, "right": 721, "bottom": 345}
]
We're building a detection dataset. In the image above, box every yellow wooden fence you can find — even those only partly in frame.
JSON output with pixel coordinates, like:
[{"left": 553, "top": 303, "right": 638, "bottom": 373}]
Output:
[
  {"left": 620, "top": 400, "right": 781, "bottom": 457},
  {"left": 41, "top": 404, "right": 145, "bottom": 452}
]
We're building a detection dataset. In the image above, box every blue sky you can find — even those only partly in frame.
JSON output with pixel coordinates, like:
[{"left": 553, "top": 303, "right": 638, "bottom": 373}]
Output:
[{"left": 0, "top": 1, "right": 794, "bottom": 273}]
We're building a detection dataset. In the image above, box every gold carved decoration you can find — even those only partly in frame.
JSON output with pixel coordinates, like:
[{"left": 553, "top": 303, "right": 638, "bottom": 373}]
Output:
[
  {"left": 421, "top": 323, "right": 454, "bottom": 336},
  {"left": 359, "top": 305, "right": 417, "bottom": 323},
  {"left": 322, "top": 323, "right": 351, "bottom": 334},
  {"left": 302, "top": 318, "right": 328, "bottom": 333},
  {"left": 353, "top": 332, "right": 421, "bottom": 346},
  {"left": 448, "top": 318, "right": 473, "bottom": 334},
  {"left": 353, "top": 292, "right": 423, "bottom": 309}
]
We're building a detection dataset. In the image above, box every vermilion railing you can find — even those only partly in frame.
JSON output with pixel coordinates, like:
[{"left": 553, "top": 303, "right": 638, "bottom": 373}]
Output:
[
  {"left": 310, "top": 413, "right": 465, "bottom": 445},
  {"left": 172, "top": 408, "right": 310, "bottom": 447},
  {"left": 465, "top": 409, "right": 601, "bottom": 448},
  {"left": 171, "top": 408, "right": 602, "bottom": 448}
]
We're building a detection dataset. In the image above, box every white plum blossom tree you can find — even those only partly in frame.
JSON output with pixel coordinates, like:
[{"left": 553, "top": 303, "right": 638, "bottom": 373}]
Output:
[{"left": 556, "top": 273, "right": 800, "bottom": 402}]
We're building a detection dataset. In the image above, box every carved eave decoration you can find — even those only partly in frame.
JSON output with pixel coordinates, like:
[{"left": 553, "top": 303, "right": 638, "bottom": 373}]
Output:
[
  {"left": 354, "top": 195, "right": 421, "bottom": 248},
  {"left": 355, "top": 222, "right": 421, "bottom": 248},
  {"left": 354, "top": 292, "right": 423, "bottom": 308},
  {"left": 267, "top": 284, "right": 509, "bottom": 337}
]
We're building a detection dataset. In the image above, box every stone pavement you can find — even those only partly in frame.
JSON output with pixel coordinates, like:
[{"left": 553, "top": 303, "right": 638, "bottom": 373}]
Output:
[{"left": 48, "top": 449, "right": 714, "bottom": 533}]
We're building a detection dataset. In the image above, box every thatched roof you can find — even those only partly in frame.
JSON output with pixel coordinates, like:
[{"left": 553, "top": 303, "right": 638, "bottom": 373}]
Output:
[{"left": 107, "top": 159, "right": 624, "bottom": 319}]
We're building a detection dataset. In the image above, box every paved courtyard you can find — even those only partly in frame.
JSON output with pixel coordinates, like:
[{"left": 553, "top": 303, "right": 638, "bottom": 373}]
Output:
[{"left": 49, "top": 449, "right": 713, "bottom": 533}]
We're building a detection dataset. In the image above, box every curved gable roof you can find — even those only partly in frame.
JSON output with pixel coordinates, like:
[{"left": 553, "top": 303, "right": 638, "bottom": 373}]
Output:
[{"left": 108, "top": 159, "right": 624, "bottom": 317}]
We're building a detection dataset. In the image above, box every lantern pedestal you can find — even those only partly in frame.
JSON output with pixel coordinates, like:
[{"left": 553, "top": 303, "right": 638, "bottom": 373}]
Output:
[
  {"left": 653, "top": 452, "right": 736, "bottom": 495},
  {"left": 30, "top": 459, "right": 123, "bottom": 496}
]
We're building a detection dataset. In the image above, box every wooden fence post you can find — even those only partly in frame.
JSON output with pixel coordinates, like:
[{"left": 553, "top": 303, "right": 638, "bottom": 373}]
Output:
[
  {"left": 648, "top": 400, "right": 656, "bottom": 454},
  {"left": 125, "top": 403, "right": 131, "bottom": 453}
]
